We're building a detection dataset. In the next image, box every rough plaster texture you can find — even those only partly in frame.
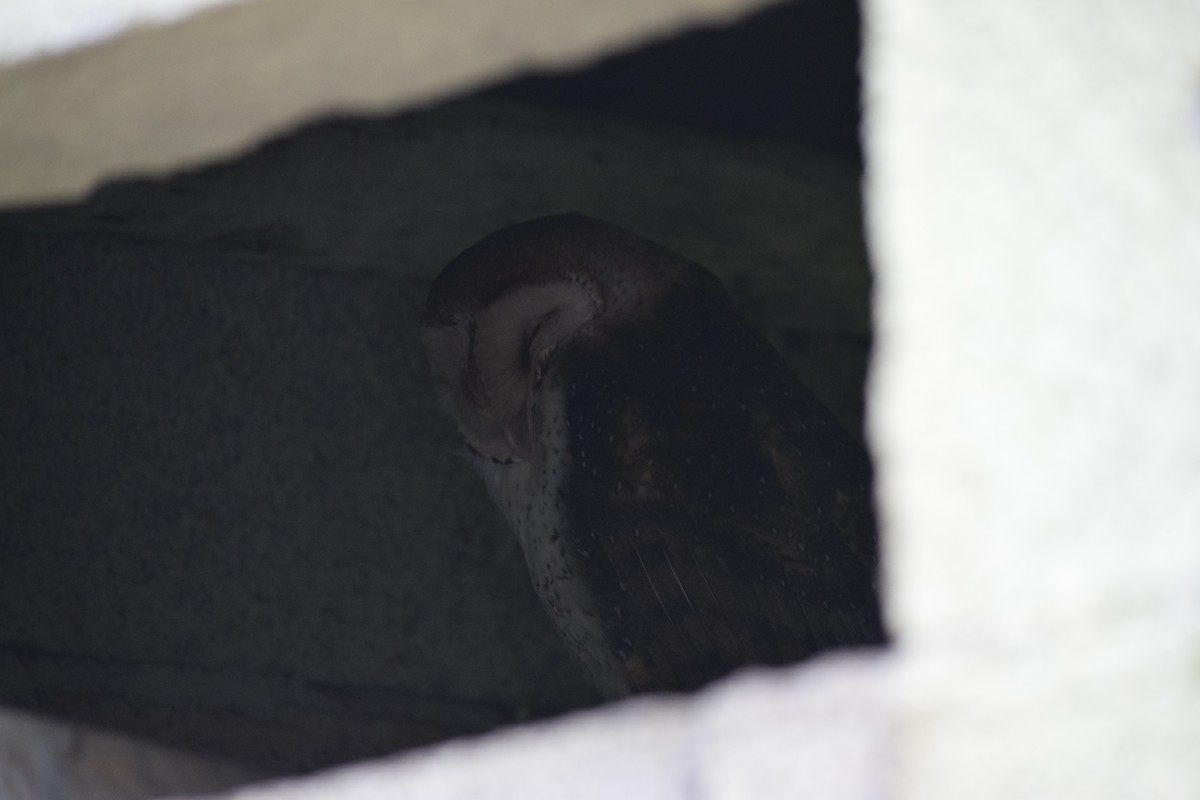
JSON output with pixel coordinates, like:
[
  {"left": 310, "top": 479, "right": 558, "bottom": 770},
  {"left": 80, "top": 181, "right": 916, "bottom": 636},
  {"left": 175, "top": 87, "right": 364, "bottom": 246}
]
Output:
[
  {"left": 865, "top": 1, "right": 1200, "bottom": 797},
  {"left": 0, "top": 229, "right": 597, "bottom": 772},
  {"left": 0, "top": 0, "right": 782, "bottom": 204}
]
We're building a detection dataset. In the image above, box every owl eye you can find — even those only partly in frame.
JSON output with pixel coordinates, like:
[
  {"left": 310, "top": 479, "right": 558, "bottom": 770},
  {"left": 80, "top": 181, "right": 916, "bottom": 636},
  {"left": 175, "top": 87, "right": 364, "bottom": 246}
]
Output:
[
  {"left": 522, "top": 313, "right": 553, "bottom": 361},
  {"left": 531, "top": 343, "right": 558, "bottom": 388},
  {"left": 523, "top": 311, "right": 560, "bottom": 387}
]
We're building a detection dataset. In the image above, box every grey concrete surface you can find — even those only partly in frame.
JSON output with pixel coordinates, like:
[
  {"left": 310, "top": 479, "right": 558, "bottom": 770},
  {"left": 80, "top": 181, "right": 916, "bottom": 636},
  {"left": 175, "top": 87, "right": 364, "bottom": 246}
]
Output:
[
  {"left": 0, "top": 0, "right": 783, "bottom": 204},
  {"left": 0, "top": 228, "right": 598, "bottom": 772}
]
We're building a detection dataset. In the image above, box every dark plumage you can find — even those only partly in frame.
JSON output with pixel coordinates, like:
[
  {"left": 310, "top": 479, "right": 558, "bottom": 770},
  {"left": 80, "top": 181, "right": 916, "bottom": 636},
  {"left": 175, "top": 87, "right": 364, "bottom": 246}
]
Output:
[{"left": 422, "top": 214, "right": 884, "bottom": 696}]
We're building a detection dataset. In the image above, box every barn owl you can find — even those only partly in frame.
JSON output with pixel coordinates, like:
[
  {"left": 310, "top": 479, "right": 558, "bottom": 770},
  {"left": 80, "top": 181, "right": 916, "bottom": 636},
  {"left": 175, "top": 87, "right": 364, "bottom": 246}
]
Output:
[{"left": 421, "top": 214, "right": 884, "bottom": 698}]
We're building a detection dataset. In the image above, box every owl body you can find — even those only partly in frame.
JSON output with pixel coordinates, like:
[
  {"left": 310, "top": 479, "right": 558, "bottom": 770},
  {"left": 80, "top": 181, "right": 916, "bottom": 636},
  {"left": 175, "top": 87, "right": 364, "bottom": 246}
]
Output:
[{"left": 422, "top": 215, "right": 883, "bottom": 696}]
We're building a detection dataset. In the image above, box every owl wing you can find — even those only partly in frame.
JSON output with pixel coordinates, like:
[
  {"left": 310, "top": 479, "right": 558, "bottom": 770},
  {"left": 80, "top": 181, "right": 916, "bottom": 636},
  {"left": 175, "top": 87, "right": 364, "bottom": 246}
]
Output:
[
  {"left": 561, "top": 292, "right": 884, "bottom": 693},
  {"left": 575, "top": 444, "right": 882, "bottom": 693}
]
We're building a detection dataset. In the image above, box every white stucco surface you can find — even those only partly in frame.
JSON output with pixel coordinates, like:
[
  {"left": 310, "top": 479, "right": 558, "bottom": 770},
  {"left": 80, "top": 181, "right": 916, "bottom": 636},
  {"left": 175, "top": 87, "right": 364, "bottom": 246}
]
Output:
[
  {"left": 865, "top": 2, "right": 1200, "bottom": 797},
  {"left": 199, "top": 654, "right": 892, "bottom": 800},
  {"left": 0, "top": 0, "right": 249, "bottom": 64},
  {"left": 0, "top": 654, "right": 891, "bottom": 800}
]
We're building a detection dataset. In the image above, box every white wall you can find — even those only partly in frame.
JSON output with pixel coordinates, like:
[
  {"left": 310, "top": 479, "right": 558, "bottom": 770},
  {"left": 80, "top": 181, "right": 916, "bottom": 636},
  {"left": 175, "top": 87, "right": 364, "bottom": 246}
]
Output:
[{"left": 866, "top": 2, "right": 1200, "bottom": 796}]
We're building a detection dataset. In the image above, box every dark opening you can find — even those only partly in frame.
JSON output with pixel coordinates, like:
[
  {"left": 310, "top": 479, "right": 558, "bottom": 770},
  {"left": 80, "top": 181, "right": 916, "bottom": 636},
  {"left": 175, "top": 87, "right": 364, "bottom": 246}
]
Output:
[{"left": 0, "top": 0, "right": 869, "bottom": 776}]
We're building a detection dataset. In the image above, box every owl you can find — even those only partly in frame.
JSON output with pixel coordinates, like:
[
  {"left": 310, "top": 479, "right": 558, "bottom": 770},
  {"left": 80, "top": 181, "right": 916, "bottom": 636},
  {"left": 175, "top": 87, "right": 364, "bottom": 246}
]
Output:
[{"left": 421, "top": 214, "right": 884, "bottom": 698}]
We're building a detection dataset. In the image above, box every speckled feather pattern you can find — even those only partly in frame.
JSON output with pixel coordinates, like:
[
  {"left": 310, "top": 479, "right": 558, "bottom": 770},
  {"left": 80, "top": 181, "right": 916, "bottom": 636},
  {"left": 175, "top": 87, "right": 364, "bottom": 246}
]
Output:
[
  {"left": 475, "top": 380, "right": 632, "bottom": 698},
  {"left": 423, "top": 214, "right": 884, "bottom": 696},
  {"left": 553, "top": 290, "right": 882, "bottom": 692}
]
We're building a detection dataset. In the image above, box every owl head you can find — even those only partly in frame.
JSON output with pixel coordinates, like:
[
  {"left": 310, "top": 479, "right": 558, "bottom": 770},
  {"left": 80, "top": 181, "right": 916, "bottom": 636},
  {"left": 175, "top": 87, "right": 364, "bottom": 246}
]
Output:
[{"left": 420, "top": 214, "right": 726, "bottom": 466}]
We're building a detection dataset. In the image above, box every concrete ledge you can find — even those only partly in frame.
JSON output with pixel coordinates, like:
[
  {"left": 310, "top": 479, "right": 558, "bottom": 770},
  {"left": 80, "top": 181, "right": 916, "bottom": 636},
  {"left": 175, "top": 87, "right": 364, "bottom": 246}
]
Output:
[
  {"left": 0, "top": 0, "right": 782, "bottom": 204},
  {"left": 205, "top": 652, "right": 892, "bottom": 800}
]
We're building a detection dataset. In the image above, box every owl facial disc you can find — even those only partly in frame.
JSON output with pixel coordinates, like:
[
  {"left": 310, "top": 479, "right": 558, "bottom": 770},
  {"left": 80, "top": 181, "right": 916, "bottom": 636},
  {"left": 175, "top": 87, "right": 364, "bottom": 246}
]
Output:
[{"left": 423, "top": 280, "right": 596, "bottom": 464}]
